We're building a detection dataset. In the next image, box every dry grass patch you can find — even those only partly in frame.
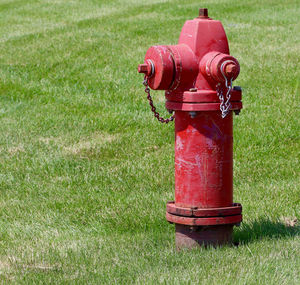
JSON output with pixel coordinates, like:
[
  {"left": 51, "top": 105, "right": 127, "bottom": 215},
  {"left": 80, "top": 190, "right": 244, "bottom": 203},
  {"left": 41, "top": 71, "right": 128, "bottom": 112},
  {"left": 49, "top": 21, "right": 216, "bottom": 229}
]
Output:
[
  {"left": 63, "top": 132, "right": 117, "bottom": 156},
  {"left": 7, "top": 145, "right": 25, "bottom": 155}
]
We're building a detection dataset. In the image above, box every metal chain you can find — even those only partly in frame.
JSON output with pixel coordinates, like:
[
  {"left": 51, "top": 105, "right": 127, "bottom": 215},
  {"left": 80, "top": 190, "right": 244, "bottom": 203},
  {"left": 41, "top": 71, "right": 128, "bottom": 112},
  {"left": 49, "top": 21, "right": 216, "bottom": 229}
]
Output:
[
  {"left": 143, "top": 76, "right": 174, "bottom": 123},
  {"left": 216, "top": 64, "right": 233, "bottom": 118},
  {"left": 143, "top": 68, "right": 232, "bottom": 120}
]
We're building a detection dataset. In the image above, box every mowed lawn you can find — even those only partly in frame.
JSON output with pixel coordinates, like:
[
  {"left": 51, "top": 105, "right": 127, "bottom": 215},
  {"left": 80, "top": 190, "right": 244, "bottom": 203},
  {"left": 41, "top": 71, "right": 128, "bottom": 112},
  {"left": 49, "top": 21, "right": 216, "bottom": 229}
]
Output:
[{"left": 0, "top": 0, "right": 299, "bottom": 283}]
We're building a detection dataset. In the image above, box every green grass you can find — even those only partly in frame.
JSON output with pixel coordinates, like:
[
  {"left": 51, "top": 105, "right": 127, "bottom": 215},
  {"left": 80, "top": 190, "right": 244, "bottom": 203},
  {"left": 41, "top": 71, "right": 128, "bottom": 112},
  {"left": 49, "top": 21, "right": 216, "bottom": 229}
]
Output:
[{"left": 0, "top": 0, "right": 299, "bottom": 283}]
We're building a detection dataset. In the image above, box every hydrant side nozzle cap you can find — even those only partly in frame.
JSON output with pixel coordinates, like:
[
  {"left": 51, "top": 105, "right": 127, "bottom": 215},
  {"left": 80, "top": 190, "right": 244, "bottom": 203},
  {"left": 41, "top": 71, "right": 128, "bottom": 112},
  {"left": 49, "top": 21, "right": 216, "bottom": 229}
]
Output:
[{"left": 143, "top": 45, "right": 175, "bottom": 90}]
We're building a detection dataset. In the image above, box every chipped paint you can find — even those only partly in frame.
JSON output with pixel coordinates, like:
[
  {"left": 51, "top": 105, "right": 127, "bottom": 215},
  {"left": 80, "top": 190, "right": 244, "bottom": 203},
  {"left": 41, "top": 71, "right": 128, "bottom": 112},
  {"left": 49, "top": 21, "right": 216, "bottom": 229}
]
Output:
[{"left": 176, "top": 136, "right": 184, "bottom": 150}]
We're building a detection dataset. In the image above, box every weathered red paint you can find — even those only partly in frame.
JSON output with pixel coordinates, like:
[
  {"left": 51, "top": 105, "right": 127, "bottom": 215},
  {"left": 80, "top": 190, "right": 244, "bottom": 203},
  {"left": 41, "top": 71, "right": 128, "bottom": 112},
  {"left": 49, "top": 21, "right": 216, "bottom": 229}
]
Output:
[
  {"left": 166, "top": 201, "right": 242, "bottom": 217},
  {"left": 165, "top": 89, "right": 242, "bottom": 103},
  {"left": 138, "top": 8, "right": 243, "bottom": 249},
  {"left": 166, "top": 212, "right": 242, "bottom": 226},
  {"left": 175, "top": 111, "right": 233, "bottom": 208},
  {"left": 165, "top": 102, "right": 242, "bottom": 112}
]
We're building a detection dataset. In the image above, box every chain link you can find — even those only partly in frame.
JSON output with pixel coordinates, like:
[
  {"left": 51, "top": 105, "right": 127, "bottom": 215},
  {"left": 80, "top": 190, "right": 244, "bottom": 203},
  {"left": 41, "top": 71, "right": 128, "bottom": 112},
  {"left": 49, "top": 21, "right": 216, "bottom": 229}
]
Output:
[
  {"left": 216, "top": 64, "right": 233, "bottom": 118},
  {"left": 216, "top": 78, "right": 232, "bottom": 119},
  {"left": 143, "top": 76, "right": 174, "bottom": 124}
]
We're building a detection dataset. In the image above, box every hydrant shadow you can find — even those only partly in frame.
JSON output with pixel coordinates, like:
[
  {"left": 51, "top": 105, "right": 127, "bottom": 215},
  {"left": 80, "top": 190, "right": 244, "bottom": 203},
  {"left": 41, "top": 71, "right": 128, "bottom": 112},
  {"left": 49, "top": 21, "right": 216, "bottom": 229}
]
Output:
[{"left": 234, "top": 218, "right": 300, "bottom": 245}]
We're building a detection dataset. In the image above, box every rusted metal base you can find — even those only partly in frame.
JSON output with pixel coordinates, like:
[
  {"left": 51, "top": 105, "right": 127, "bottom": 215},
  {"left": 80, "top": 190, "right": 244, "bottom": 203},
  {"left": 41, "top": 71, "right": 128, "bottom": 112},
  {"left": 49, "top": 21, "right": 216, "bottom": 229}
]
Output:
[
  {"left": 166, "top": 201, "right": 242, "bottom": 249},
  {"left": 175, "top": 224, "right": 233, "bottom": 249}
]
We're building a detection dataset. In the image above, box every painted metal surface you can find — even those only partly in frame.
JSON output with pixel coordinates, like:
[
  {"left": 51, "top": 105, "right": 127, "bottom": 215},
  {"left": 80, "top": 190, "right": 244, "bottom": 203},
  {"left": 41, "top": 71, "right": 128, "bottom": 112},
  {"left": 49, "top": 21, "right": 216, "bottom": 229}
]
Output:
[
  {"left": 166, "top": 201, "right": 242, "bottom": 217},
  {"left": 138, "top": 8, "right": 243, "bottom": 249},
  {"left": 165, "top": 101, "right": 242, "bottom": 111},
  {"left": 165, "top": 89, "right": 242, "bottom": 103},
  {"left": 166, "top": 212, "right": 242, "bottom": 226},
  {"left": 175, "top": 111, "right": 233, "bottom": 208}
]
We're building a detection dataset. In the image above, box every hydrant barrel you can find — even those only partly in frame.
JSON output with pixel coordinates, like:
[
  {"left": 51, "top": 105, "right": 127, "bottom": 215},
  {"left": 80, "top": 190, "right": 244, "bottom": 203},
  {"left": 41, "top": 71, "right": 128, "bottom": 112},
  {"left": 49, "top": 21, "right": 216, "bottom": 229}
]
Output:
[{"left": 175, "top": 111, "right": 233, "bottom": 209}]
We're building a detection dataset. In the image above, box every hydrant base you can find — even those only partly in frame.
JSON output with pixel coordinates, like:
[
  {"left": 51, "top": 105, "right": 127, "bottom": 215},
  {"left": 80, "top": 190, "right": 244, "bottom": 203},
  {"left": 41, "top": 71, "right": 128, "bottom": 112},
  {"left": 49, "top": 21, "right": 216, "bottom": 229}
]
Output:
[
  {"left": 166, "top": 201, "right": 242, "bottom": 249},
  {"left": 175, "top": 224, "right": 233, "bottom": 249}
]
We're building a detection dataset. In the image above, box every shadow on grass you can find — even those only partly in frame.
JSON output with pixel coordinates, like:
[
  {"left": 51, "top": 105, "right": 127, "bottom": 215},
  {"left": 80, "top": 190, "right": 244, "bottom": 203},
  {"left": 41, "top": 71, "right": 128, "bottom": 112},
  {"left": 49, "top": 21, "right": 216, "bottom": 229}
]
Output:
[{"left": 234, "top": 218, "right": 300, "bottom": 245}]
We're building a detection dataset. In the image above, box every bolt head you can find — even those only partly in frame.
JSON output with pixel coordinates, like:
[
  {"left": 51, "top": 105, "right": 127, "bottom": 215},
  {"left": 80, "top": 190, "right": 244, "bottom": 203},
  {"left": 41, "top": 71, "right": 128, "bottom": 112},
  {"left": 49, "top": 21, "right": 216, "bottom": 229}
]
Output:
[
  {"left": 198, "top": 8, "right": 208, "bottom": 18},
  {"left": 189, "top": 111, "right": 197, "bottom": 118},
  {"left": 233, "top": 86, "right": 242, "bottom": 91}
]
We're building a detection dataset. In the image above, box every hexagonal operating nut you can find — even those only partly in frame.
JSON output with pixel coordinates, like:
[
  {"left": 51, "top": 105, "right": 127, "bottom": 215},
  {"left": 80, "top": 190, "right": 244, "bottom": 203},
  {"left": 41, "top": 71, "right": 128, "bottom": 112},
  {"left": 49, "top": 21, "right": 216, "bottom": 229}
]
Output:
[{"left": 138, "top": 60, "right": 153, "bottom": 77}]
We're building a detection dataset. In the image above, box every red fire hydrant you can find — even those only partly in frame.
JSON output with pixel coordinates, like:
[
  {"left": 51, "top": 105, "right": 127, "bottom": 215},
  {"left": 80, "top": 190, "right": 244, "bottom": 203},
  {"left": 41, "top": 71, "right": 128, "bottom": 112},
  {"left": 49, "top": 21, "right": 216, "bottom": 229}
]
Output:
[{"left": 138, "top": 8, "right": 242, "bottom": 249}]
